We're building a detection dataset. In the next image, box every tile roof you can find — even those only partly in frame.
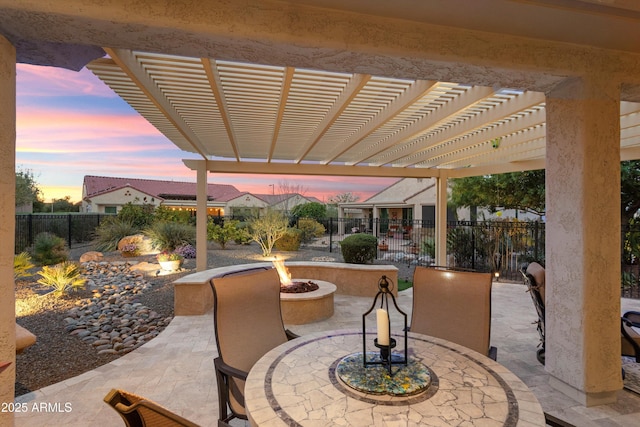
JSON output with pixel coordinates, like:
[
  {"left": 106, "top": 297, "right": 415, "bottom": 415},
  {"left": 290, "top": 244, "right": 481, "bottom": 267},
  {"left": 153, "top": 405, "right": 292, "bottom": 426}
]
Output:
[{"left": 83, "top": 175, "right": 241, "bottom": 202}]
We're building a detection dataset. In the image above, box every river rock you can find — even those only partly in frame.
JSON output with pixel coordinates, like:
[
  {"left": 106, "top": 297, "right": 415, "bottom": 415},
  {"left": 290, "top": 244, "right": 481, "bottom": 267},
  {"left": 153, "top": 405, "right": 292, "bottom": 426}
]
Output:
[{"left": 64, "top": 260, "right": 173, "bottom": 356}]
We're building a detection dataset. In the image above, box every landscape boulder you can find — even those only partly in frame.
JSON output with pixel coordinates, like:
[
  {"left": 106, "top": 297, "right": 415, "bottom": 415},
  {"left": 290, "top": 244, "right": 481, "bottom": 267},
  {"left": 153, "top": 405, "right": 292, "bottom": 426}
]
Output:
[{"left": 79, "top": 251, "right": 103, "bottom": 263}]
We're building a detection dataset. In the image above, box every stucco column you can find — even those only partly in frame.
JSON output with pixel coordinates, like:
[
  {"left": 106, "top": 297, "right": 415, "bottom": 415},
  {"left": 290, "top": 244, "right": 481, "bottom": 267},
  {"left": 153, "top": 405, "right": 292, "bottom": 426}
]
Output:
[
  {"left": 196, "top": 161, "right": 208, "bottom": 271},
  {"left": 435, "top": 175, "right": 447, "bottom": 266},
  {"left": 545, "top": 75, "right": 621, "bottom": 406},
  {"left": 0, "top": 35, "right": 16, "bottom": 425}
]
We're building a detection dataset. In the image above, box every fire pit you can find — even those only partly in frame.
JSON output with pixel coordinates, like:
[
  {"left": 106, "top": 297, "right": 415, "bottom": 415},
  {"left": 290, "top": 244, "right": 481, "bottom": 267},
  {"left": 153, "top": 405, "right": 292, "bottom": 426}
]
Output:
[
  {"left": 273, "top": 258, "right": 336, "bottom": 325},
  {"left": 280, "top": 280, "right": 319, "bottom": 294}
]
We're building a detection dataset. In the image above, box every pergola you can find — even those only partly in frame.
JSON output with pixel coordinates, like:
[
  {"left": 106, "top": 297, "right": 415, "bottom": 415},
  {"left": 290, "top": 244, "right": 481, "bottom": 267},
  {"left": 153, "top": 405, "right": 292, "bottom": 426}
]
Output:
[{"left": 2, "top": 0, "right": 640, "bottom": 422}]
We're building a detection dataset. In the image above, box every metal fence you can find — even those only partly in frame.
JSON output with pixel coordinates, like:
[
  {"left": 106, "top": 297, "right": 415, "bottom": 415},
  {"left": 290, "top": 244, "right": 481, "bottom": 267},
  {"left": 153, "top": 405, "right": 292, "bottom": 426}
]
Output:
[
  {"left": 14, "top": 213, "right": 639, "bottom": 298},
  {"left": 622, "top": 224, "right": 640, "bottom": 299},
  {"left": 15, "top": 213, "right": 114, "bottom": 253},
  {"left": 311, "top": 218, "right": 545, "bottom": 281}
]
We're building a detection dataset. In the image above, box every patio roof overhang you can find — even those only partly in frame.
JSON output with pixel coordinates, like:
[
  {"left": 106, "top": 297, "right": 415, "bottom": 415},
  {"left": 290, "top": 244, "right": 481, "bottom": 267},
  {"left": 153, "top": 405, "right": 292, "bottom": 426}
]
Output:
[{"left": 86, "top": 50, "right": 640, "bottom": 180}]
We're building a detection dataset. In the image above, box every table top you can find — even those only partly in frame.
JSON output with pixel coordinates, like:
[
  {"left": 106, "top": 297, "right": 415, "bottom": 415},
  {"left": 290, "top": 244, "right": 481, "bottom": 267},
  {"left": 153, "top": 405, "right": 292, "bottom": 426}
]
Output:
[{"left": 245, "top": 329, "right": 545, "bottom": 427}]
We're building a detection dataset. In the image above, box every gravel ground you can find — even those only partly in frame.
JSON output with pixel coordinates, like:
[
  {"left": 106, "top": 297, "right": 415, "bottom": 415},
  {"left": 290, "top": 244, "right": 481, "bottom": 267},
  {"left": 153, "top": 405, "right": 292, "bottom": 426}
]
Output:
[{"left": 14, "top": 242, "right": 412, "bottom": 397}]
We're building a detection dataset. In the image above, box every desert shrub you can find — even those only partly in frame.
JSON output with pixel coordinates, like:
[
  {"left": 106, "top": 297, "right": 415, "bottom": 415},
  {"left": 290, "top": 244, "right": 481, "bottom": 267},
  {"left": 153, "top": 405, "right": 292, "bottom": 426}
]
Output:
[
  {"left": 32, "top": 232, "right": 69, "bottom": 266},
  {"left": 297, "top": 218, "right": 326, "bottom": 243},
  {"left": 207, "top": 219, "right": 241, "bottom": 249},
  {"left": 421, "top": 237, "right": 436, "bottom": 258},
  {"left": 94, "top": 218, "right": 138, "bottom": 252},
  {"left": 145, "top": 221, "right": 196, "bottom": 252},
  {"left": 14, "top": 252, "right": 35, "bottom": 280},
  {"left": 275, "top": 228, "right": 302, "bottom": 251},
  {"left": 446, "top": 227, "right": 479, "bottom": 269},
  {"left": 234, "top": 222, "right": 252, "bottom": 245},
  {"left": 154, "top": 205, "right": 193, "bottom": 224},
  {"left": 37, "top": 261, "right": 87, "bottom": 297},
  {"left": 340, "top": 233, "right": 377, "bottom": 264},
  {"left": 175, "top": 244, "right": 197, "bottom": 259}
]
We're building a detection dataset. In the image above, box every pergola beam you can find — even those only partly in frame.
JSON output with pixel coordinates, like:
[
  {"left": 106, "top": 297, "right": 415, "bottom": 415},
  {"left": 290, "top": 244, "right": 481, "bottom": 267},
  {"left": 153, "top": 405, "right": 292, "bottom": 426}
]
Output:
[{"left": 105, "top": 48, "right": 209, "bottom": 158}]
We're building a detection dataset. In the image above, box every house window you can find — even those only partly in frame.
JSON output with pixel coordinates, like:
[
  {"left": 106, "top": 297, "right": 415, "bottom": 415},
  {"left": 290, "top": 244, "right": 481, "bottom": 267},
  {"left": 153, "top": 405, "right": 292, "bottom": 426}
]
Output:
[{"left": 105, "top": 206, "right": 117, "bottom": 214}]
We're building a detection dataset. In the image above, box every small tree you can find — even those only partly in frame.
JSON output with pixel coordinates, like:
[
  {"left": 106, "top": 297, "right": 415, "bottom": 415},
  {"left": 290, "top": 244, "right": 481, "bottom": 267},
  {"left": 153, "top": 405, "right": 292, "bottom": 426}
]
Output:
[
  {"left": 118, "top": 202, "right": 156, "bottom": 229},
  {"left": 248, "top": 209, "right": 289, "bottom": 257},
  {"left": 290, "top": 202, "right": 327, "bottom": 220},
  {"left": 327, "top": 192, "right": 360, "bottom": 204},
  {"left": 15, "top": 168, "right": 40, "bottom": 208}
]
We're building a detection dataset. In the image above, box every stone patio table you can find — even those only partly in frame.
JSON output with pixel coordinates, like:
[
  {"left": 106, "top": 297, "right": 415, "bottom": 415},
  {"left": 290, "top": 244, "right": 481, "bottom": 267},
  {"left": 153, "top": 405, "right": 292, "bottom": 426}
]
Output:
[{"left": 245, "top": 329, "right": 546, "bottom": 426}]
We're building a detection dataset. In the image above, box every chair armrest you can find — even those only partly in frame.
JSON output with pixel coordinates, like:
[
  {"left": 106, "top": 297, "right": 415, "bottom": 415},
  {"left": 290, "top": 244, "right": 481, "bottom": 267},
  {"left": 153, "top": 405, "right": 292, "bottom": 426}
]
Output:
[
  {"left": 214, "top": 357, "right": 248, "bottom": 381},
  {"left": 621, "top": 317, "right": 640, "bottom": 363},
  {"left": 623, "top": 311, "right": 640, "bottom": 328}
]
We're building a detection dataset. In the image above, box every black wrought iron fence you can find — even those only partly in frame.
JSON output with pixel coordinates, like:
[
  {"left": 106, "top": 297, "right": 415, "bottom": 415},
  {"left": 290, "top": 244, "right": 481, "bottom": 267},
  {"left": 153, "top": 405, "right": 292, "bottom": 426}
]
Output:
[
  {"left": 622, "top": 224, "right": 640, "bottom": 299},
  {"left": 298, "top": 217, "right": 545, "bottom": 281},
  {"left": 15, "top": 213, "right": 114, "bottom": 253}
]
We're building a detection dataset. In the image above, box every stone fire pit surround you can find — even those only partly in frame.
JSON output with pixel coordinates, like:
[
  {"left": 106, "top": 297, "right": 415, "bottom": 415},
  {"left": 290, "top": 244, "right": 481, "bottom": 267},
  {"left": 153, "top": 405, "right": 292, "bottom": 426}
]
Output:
[{"left": 173, "top": 261, "right": 399, "bottom": 317}]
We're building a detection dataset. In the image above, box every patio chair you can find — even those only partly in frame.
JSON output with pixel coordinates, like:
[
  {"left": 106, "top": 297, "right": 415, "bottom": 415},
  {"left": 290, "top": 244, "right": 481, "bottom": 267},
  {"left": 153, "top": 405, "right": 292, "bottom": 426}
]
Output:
[
  {"left": 410, "top": 265, "right": 497, "bottom": 360},
  {"left": 520, "top": 261, "right": 546, "bottom": 364},
  {"left": 622, "top": 310, "right": 640, "bottom": 363},
  {"left": 103, "top": 388, "right": 199, "bottom": 427},
  {"left": 210, "top": 268, "right": 298, "bottom": 427}
]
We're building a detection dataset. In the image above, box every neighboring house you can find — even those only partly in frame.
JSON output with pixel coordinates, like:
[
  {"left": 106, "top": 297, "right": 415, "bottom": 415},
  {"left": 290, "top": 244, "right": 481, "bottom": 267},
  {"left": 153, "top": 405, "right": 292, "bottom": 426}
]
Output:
[
  {"left": 82, "top": 175, "right": 242, "bottom": 215},
  {"left": 252, "top": 193, "right": 323, "bottom": 213},
  {"left": 81, "top": 175, "right": 324, "bottom": 216},
  {"left": 225, "top": 192, "right": 268, "bottom": 218},
  {"left": 338, "top": 177, "right": 541, "bottom": 233},
  {"left": 338, "top": 178, "right": 438, "bottom": 224}
]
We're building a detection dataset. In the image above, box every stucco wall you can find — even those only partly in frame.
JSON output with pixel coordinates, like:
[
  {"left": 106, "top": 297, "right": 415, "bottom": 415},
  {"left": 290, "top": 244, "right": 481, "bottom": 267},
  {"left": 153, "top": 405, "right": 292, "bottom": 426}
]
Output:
[{"left": 0, "top": 34, "right": 16, "bottom": 425}]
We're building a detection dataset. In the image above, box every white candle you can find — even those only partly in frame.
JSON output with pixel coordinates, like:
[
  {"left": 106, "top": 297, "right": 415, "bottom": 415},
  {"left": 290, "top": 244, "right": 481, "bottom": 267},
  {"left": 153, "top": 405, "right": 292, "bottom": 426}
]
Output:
[{"left": 376, "top": 308, "right": 390, "bottom": 346}]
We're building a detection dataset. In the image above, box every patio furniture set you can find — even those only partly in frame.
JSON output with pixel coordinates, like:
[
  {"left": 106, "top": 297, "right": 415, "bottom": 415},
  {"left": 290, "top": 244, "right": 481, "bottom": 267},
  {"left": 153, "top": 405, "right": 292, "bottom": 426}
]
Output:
[{"left": 103, "top": 262, "right": 640, "bottom": 427}]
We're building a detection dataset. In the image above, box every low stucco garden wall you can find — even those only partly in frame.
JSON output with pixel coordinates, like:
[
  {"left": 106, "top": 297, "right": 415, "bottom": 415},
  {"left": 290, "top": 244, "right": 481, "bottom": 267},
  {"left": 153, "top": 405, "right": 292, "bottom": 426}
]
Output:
[{"left": 173, "top": 262, "right": 398, "bottom": 316}]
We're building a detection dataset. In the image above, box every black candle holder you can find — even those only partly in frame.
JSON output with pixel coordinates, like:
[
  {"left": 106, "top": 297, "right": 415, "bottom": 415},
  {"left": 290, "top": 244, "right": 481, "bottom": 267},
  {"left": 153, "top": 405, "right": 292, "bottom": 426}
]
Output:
[{"left": 362, "top": 275, "right": 408, "bottom": 375}]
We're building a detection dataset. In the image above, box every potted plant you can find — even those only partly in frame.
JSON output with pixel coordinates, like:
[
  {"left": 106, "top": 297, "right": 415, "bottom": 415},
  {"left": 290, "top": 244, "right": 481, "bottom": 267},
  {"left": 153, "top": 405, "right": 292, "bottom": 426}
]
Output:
[
  {"left": 378, "top": 239, "right": 389, "bottom": 251},
  {"left": 156, "top": 252, "right": 184, "bottom": 271}
]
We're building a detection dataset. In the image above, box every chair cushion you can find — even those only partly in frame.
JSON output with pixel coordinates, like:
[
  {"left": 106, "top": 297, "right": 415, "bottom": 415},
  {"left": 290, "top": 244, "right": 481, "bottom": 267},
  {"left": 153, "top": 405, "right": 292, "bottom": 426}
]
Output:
[
  {"left": 211, "top": 269, "right": 289, "bottom": 417},
  {"left": 411, "top": 267, "right": 493, "bottom": 356},
  {"left": 526, "top": 262, "right": 545, "bottom": 303}
]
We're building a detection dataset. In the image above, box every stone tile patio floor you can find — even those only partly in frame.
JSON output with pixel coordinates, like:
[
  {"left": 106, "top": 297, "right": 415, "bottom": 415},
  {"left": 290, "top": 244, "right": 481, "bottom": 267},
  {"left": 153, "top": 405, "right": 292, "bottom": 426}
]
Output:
[{"left": 14, "top": 282, "right": 640, "bottom": 427}]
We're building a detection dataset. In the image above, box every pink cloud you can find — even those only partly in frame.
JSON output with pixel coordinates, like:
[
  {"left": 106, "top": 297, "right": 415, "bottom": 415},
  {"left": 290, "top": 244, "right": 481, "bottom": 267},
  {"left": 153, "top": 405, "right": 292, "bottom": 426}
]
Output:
[
  {"left": 15, "top": 63, "right": 397, "bottom": 204},
  {"left": 17, "top": 64, "right": 115, "bottom": 98},
  {"left": 16, "top": 107, "right": 169, "bottom": 154}
]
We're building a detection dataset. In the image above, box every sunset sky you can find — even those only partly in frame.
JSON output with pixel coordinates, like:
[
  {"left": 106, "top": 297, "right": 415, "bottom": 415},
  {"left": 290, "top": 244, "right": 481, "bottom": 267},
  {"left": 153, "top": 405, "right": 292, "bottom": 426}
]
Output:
[{"left": 15, "top": 63, "right": 398, "bottom": 204}]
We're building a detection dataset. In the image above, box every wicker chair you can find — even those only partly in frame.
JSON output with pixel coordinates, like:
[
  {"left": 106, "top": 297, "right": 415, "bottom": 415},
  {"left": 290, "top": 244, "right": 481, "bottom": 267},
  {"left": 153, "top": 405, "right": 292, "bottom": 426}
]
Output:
[
  {"left": 104, "top": 388, "right": 199, "bottom": 427},
  {"left": 622, "top": 310, "right": 640, "bottom": 363},
  {"left": 210, "top": 268, "right": 298, "bottom": 427},
  {"left": 410, "top": 266, "right": 497, "bottom": 360},
  {"left": 520, "top": 262, "right": 546, "bottom": 364}
]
